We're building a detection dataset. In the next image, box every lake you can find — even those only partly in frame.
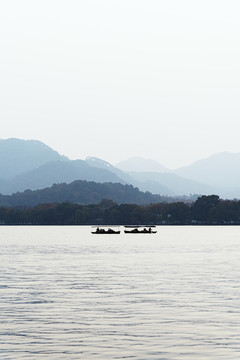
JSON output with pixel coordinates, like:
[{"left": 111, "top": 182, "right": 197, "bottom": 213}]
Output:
[{"left": 0, "top": 226, "right": 240, "bottom": 359}]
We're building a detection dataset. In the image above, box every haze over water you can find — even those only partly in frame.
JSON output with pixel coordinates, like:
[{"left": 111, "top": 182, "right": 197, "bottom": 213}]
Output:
[{"left": 1, "top": 226, "right": 240, "bottom": 359}]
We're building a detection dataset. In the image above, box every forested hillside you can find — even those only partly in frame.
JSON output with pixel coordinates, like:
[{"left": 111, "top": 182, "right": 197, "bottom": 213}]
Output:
[{"left": 0, "top": 180, "right": 170, "bottom": 207}]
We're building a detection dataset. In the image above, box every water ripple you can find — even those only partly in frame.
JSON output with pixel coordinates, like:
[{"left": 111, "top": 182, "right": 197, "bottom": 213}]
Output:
[{"left": 0, "top": 226, "right": 240, "bottom": 359}]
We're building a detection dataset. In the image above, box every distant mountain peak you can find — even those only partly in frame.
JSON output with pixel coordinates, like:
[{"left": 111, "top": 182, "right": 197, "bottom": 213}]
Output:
[
  {"left": 174, "top": 151, "right": 240, "bottom": 194},
  {"left": 0, "top": 138, "right": 68, "bottom": 180},
  {"left": 1, "top": 138, "right": 54, "bottom": 149},
  {"left": 116, "top": 157, "right": 170, "bottom": 173}
]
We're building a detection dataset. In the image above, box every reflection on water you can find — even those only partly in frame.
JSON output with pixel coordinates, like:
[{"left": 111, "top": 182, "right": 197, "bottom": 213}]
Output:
[{"left": 0, "top": 226, "right": 240, "bottom": 359}]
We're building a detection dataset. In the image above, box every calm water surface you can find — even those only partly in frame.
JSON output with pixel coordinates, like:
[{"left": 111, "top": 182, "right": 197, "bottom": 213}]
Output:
[{"left": 0, "top": 226, "right": 240, "bottom": 359}]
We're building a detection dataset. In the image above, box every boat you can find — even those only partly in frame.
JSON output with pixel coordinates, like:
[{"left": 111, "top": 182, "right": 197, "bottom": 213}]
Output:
[
  {"left": 124, "top": 225, "right": 157, "bottom": 234},
  {"left": 91, "top": 226, "right": 121, "bottom": 234}
]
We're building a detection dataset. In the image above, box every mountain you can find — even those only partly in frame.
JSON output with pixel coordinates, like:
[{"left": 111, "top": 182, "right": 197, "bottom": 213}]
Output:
[
  {"left": 86, "top": 157, "right": 199, "bottom": 196},
  {"left": 127, "top": 171, "right": 216, "bottom": 196},
  {"left": 2, "top": 138, "right": 240, "bottom": 199},
  {"left": 86, "top": 157, "right": 134, "bottom": 183},
  {"left": 115, "top": 153, "right": 240, "bottom": 198},
  {"left": 116, "top": 157, "right": 170, "bottom": 173},
  {"left": 0, "top": 180, "right": 168, "bottom": 207},
  {"left": 0, "top": 160, "right": 126, "bottom": 195},
  {"left": 0, "top": 140, "right": 127, "bottom": 195},
  {"left": 86, "top": 158, "right": 184, "bottom": 196},
  {"left": 174, "top": 152, "right": 240, "bottom": 197},
  {"left": 0, "top": 138, "right": 68, "bottom": 178}
]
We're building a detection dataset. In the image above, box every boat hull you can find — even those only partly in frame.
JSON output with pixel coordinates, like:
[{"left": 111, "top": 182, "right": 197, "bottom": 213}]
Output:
[
  {"left": 91, "top": 231, "right": 120, "bottom": 234},
  {"left": 124, "top": 230, "right": 157, "bottom": 234}
]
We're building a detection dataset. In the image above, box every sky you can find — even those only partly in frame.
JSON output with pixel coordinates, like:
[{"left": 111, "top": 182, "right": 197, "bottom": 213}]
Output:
[{"left": 0, "top": 0, "right": 240, "bottom": 169}]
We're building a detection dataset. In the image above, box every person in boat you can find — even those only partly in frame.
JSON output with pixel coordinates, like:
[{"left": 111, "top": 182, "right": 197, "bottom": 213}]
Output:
[{"left": 96, "top": 227, "right": 106, "bottom": 233}]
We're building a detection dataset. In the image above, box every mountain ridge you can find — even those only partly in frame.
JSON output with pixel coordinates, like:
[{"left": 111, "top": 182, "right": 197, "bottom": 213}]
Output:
[
  {"left": 174, "top": 151, "right": 240, "bottom": 189},
  {"left": 0, "top": 138, "right": 68, "bottom": 179},
  {"left": 1, "top": 138, "right": 240, "bottom": 199},
  {"left": 116, "top": 157, "right": 170, "bottom": 173}
]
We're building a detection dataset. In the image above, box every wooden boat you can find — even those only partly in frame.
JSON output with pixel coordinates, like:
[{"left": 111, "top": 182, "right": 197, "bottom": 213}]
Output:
[
  {"left": 124, "top": 225, "right": 157, "bottom": 234},
  {"left": 91, "top": 227, "right": 120, "bottom": 234}
]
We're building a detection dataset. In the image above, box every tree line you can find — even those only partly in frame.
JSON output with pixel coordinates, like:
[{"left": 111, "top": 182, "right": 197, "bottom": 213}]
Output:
[{"left": 1, "top": 195, "right": 240, "bottom": 225}]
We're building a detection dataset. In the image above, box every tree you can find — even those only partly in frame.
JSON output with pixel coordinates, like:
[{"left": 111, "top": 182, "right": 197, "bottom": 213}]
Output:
[{"left": 191, "top": 195, "right": 220, "bottom": 224}]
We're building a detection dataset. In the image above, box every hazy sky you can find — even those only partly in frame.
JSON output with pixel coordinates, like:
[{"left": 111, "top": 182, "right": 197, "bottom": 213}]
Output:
[{"left": 0, "top": 0, "right": 239, "bottom": 169}]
